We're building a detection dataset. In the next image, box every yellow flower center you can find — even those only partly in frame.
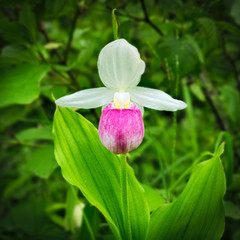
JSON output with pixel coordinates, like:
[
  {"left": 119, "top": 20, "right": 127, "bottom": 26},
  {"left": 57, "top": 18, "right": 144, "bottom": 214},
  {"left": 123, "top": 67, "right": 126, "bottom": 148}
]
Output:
[{"left": 114, "top": 92, "right": 130, "bottom": 109}]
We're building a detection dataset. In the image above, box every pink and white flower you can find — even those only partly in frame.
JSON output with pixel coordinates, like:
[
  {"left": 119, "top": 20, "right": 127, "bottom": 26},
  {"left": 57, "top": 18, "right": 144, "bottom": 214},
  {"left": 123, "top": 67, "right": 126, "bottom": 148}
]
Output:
[{"left": 55, "top": 39, "right": 187, "bottom": 154}]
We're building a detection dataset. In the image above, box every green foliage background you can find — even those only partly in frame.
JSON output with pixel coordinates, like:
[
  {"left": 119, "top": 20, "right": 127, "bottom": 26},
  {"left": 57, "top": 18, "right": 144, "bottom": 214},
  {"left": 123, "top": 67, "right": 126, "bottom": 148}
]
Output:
[{"left": 0, "top": 0, "right": 240, "bottom": 239}]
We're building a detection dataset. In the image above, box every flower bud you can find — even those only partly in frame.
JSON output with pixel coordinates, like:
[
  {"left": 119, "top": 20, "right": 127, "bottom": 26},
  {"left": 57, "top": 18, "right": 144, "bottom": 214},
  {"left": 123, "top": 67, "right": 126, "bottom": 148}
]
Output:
[
  {"left": 73, "top": 203, "right": 85, "bottom": 228},
  {"left": 99, "top": 103, "right": 144, "bottom": 154}
]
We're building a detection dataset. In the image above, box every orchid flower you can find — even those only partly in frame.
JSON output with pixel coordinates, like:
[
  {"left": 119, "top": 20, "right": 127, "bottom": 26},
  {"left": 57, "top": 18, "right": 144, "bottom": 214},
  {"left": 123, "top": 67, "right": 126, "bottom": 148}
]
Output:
[{"left": 55, "top": 39, "right": 187, "bottom": 154}]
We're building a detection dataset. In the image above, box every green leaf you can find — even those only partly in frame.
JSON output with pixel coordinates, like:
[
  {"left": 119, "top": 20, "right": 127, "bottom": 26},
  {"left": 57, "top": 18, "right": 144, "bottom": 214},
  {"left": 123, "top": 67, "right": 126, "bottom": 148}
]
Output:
[
  {"left": 224, "top": 201, "right": 240, "bottom": 220},
  {"left": 158, "top": 35, "right": 203, "bottom": 76},
  {"left": 16, "top": 125, "right": 53, "bottom": 142},
  {"left": 230, "top": 0, "right": 240, "bottom": 25},
  {"left": 233, "top": 230, "right": 240, "bottom": 240},
  {"left": 0, "top": 45, "right": 37, "bottom": 67},
  {"left": 197, "top": 17, "right": 219, "bottom": 50},
  {"left": 46, "top": 203, "right": 66, "bottom": 228},
  {"left": 215, "top": 131, "right": 234, "bottom": 185},
  {"left": 147, "top": 144, "right": 226, "bottom": 240},
  {"left": 0, "top": 195, "right": 68, "bottom": 240},
  {"left": 0, "top": 63, "right": 50, "bottom": 108},
  {"left": 0, "top": 105, "right": 31, "bottom": 131},
  {"left": 3, "top": 174, "right": 31, "bottom": 199},
  {"left": 45, "top": 0, "right": 75, "bottom": 18},
  {"left": 0, "top": 18, "right": 28, "bottom": 44},
  {"left": 215, "top": 21, "right": 240, "bottom": 35},
  {"left": 19, "top": 3, "right": 37, "bottom": 42},
  {"left": 219, "top": 85, "right": 240, "bottom": 123},
  {"left": 26, "top": 144, "right": 58, "bottom": 178},
  {"left": 53, "top": 107, "right": 149, "bottom": 240},
  {"left": 3, "top": 197, "right": 47, "bottom": 235},
  {"left": 228, "top": 174, "right": 240, "bottom": 191},
  {"left": 69, "top": 39, "right": 95, "bottom": 69},
  {"left": 190, "top": 82, "right": 205, "bottom": 102},
  {"left": 142, "top": 184, "right": 166, "bottom": 212}
]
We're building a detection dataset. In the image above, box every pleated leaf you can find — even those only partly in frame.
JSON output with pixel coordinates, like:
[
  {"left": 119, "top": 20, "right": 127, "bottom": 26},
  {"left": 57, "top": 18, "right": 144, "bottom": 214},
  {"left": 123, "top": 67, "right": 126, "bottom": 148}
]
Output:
[
  {"left": 53, "top": 107, "right": 149, "bottom": 240},
  {"left": 147, "top": 144, "right": 226, "bottom": 240}
]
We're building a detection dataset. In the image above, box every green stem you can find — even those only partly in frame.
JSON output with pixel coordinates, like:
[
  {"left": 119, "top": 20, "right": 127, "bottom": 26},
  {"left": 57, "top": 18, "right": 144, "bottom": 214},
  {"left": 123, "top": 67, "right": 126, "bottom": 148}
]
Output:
[
  {"left": 182, "top": 78, "right": 198, "bottom": 155},
  {"left": 171, "top": 112, "right": 177, "bottom": 169},
  {"left": 145, "top": 123, "right": 169, "bottom": 202},
  {"left": 156, "top": 148, "right": 170, "bottom": 202},
  {"left": 82, "top": 211, "right": 96, "bottom": 240},
  {"left": 171, "top": 54, "right": 180, "bottom": 185},
  {"left": 119, "top": 154, "right": 132, "bottom": 240}
]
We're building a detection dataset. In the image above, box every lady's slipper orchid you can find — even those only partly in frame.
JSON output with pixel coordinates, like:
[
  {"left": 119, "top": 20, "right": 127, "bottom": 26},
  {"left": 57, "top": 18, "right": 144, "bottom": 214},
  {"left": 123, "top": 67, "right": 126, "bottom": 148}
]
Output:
[{"left": 55, "top": 39, "right": 187, "bottom": 154}]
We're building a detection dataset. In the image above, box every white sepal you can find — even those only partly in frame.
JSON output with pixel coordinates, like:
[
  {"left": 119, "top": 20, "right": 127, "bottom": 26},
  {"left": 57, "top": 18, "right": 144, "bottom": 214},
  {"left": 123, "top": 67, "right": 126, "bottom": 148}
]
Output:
[{"left": 55, "top": 87, "right": 114, "bottom": 109}]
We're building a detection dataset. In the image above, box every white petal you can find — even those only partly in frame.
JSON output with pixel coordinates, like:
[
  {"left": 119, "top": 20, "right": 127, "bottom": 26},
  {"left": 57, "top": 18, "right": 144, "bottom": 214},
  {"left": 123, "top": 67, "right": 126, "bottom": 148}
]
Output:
[
  {"left": 130, "top": 87, "right": 187, "bottom": 111},
  {"left": 98, "top": 39, "right": 145, "bottom": 90},
  {"left": 55, "top": 88, "right": 114, "bottom": 109}
]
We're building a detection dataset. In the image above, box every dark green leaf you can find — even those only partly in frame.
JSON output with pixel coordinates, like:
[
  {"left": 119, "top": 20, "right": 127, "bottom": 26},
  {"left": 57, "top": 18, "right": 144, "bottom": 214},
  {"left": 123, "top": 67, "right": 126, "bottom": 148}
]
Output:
[
  {"left": 0, "top": 63, "right": 50, "bottom": 108},
  {"left": 20, "top": 3, "right": 37, "bottom": 42},
  {"left": 230, "top": 0, "right": 240, "bottom": 25},
  {"left": 0, "top": 45, "right": 37, "bottom": 67},
  {"left": 219, "top": 85, "right": 240, "bottom": 123},
  {"left": 0, "top": 105, "right": 31, "bottom": 131},
  {"left": 16, "top": 125, "right": 53, "bottom": 142},
  {"left": 224, "top": 201, "right": 240, "bottom": 220},
  {"left": 216, "top": 21, "right": 240, "bottom": 35},
  {"left": 197, "top": 17, "right": 219, "bottom": 50},
  {"left": 0, "top": 18, "right": 29, "bottom": 44},
  {"left": 158, "top": 35, "right": 203, "bottom": 76},
  {"left": 44, "top": 0, "right": 75, "bottom": 18},
  {"left": 26, "top": 144, "right": 58, "bottom": 178}
]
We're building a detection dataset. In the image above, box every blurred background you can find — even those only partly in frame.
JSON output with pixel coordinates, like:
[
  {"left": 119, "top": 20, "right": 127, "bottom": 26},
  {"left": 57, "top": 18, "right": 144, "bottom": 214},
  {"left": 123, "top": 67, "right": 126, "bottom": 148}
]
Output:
[{"left": 0, "top": 0, "right": 240, "bottom": 239}]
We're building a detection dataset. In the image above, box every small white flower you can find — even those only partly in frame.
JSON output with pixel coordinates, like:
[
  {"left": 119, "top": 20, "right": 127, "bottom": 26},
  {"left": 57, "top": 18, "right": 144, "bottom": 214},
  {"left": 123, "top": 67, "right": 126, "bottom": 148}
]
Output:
[
  {"left": 73, "top": 203, "right": 85, "bottom": 228},
  {"left": 55, "top": 39, "right": 187, "bottom": 112}
]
